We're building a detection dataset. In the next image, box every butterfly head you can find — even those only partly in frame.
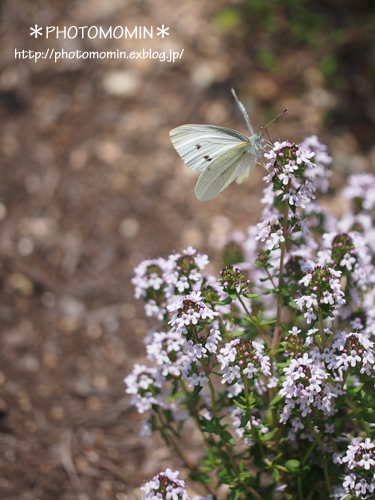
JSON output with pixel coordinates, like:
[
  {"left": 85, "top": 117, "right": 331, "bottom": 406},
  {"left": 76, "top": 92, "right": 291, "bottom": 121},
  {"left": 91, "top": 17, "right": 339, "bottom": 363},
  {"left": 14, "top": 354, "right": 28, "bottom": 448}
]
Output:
[{"left": 249, "top": 132, "right": 264, "bottom": 156}]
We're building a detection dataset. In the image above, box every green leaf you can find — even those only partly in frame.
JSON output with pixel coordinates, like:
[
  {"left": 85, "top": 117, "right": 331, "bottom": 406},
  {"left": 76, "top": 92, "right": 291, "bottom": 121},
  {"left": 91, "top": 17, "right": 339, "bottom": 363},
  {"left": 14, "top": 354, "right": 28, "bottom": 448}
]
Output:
[
  {"left": 231, "top": 330, "right": 246, "bottom": 337},
  {"left": 218, "top": 466, "right": 236, "bottom": 485},
  {"left": 333, "top": 395, "right": 344, "bottom": 409},
  {"left": 216, "top": 297, "right": 232, "bottom": 305},
  {"left": 201, "top": 416, "right": 228, "bottom": 434},
  {"left": 189, "top": 385, "right": 203, "bottom": 400},
  {"left": 258, "top": 319, "right": 276, "bottom": 326},
  {"left": 241, "top": 313, "right": 252, "bottom": 324},
  {"left": 220, "top": 430, "right": 236, "bottom": 446},
  {"left": 243, "top": 292, "right": 260, "bottom": 299},
  {"left": 240, "top": 410, "right": 251, "bottom": 428},
  {"left": 202, "top": 424, "right": 224, "bottom": 434},
  {"left": 238, "top": 471, "right": 253, "bottom": 481},
  {"left": 276, "top": 361, "right": 289, "bottom": 368},
  {"left": 358, "top": 411, "right": 375, "bottom": 423},
  {"left": 188, "top": 469, "right": 214, "bottom": 484},
  {"left": 270, "top": 392, "right": 283, "bottom": 407},
  {"left": 271, "top": 467, "right": 280, "bottom": 483},
  {"left": 288, "top": 299, "right": 299, "bottom": 310},
  {"left": 352, "top": 383, "right": 364, "bottom": 394},
  {"left": 284, "top": 459, "right": 300, "bottom": 472},
  {"left": 233, "top": 399, "right": 247, "bottom": 410},
  {"left": 328, "top": 461, "right": 345, "bottom": 479},
  {"left": 229, "top": 489, "right": 241, "bottom": 500},
  {"left": 261, "top": 428, "right": 278, "bottom": 441}
]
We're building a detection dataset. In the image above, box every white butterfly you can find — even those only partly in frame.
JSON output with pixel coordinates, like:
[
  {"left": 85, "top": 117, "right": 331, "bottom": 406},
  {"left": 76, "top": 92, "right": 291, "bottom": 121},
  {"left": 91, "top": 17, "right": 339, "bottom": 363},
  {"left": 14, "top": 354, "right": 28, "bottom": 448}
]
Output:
[{"left": 169, "top": 89, "right": 264, "bottom": 202}]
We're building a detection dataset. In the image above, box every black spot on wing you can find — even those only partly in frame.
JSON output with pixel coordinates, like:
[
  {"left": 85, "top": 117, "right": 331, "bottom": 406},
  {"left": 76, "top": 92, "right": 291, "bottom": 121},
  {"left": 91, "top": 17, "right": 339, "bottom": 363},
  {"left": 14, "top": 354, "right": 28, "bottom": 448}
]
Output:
[
  {"left": 203, "top": 155, "right": 212, "bottom": 161},
  {"left": 196, "top": 144, "right": 201, "bottom": 149}
]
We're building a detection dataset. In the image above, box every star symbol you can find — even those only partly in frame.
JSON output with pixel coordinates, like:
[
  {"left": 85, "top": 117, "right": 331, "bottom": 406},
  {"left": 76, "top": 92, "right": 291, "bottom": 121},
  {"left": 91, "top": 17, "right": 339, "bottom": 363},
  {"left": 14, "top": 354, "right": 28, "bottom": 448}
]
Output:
[
  {"left": 30, "top": 25, "right": 43, "bottom": 38},
  {"left": 157, "top": 25, "right": 169, "bottom": 38}
]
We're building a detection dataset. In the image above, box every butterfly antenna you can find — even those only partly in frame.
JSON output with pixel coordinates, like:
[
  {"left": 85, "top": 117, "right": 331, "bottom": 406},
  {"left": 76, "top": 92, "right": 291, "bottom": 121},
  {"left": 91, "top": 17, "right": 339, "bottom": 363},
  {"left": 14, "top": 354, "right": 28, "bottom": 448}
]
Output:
[
  {"left": 264, "top": 128, "right": 273, "bottom": 145},
  {"left": 231, "top": 88, "right": 254, "bottom": 135},
  {"left": 260, "top": 108, "right": 288, "bottom": 135}
]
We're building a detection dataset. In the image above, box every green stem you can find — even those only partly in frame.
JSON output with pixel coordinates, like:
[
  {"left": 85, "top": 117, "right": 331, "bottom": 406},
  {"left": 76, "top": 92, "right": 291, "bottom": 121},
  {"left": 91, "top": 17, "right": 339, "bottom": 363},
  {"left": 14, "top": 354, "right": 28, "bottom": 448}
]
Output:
[
  {"left": 201, "top": 357, "right": 241, "bottom": 474},
  {"left": 327, "top": 372, "right": 357, "bottom": 436},
  {"left": 237, "top": 295, "right": 269, "bottom": 348},
  {"left": 345, "top": 397, "right": 371, "bottom": 435},
  {"left": 274, "top": 424, "right": 284, "bottom": 453},
  {"left": 244, "top": 486, "right": 263, "bottom": 499},
  {"left": 157, "top": 410, "right": 192, "bottom": 464},
  {"left": 200, "top": 360, "right": 261, "bottom": 497},
  {"left": 318, "top": 311, "right": 326, "bottom": 350},
  {"left": 268, "top": 198, "right": 290, "bottom": 432},
  {"left": 200, "top": 357, "right": 218, "bottom": 419},
  {"left": 307, "top": 419, "right": 332, "bottom": 495},
  {"left": 265, "top": 267, "right": 277, "bottom": 288},
  {"left": 298, "top": 477, "right": 304, "bottom": 500},
  {"left": 341, "top": 368, "right": 349, "bottom": 389},
  {"left": 218, "top": 315, "right": 230, "bottom": 339},
  {"left": 264, "top": 459, "right": 288, "bottom": 473},
  {"left": 301, "top": 439, "right": 318, "bottom": 466},
  {"left": 329, "top": 435, "right": 340, "bottom": 454},
  {"left": 243, "top": 377, "right": 257, "bottom": 441},
  {"left": 181, "top": 380, "right": 212, "bottom": 446},
  {"left": 157, "top": 410, "right": 215, "bottom": 496},
  {"left": 306, "top": 491, "right": 314, "bottom": 500},
  {"left": 244, "top": 377, "right": 266, "bottom": 461},
  {"left": 271, "top": 198, "right": 290, "bottom": 356},
  {"left": 200, "top": 358, "right": 235, "bottom": 464}
]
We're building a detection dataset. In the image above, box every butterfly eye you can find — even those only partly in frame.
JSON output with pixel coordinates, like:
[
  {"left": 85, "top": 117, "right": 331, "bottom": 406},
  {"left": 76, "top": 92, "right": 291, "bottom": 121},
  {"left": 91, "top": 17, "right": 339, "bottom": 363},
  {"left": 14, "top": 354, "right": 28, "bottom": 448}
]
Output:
[{"left": 196, "top": 144, "right": 201, "bottom": 149}]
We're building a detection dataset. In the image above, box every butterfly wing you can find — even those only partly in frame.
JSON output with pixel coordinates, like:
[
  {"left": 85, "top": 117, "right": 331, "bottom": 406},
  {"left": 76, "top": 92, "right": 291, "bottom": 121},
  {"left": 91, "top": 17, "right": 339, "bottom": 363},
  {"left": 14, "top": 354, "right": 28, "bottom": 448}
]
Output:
[
  {"left": 235, "top": 132, "right": 263, "bottom": 184},
  {"left": 231, "top": 88, "right": 254, "bottom": 135},
  {"left": 195, "top": 143, "right": 252, "bottom": 201},
  {"left": 169, "top": 124, "right": 250, "bottom": 172},
  {"left": 235, "top": 154, "right": 257, "bottom": 184}
]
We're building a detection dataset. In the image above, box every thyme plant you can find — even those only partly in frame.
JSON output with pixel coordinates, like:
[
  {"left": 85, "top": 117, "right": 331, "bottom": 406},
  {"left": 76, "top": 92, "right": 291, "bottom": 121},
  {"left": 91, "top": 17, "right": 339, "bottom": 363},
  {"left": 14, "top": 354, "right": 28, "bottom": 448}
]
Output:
[{"left": 126, "top": 136, "right": 375, "bottom": 500}]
